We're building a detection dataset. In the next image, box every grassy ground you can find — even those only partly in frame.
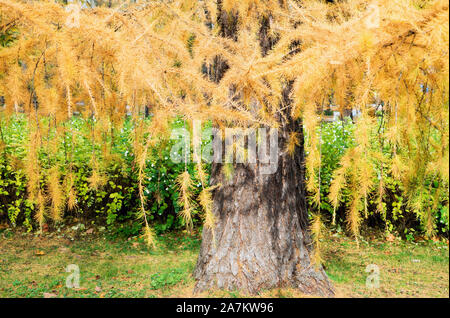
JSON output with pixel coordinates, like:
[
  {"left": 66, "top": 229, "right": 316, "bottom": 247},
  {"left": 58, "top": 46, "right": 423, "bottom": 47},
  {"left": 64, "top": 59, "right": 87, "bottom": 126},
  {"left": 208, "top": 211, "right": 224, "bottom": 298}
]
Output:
[{"left": 0, "top": 227, "right": 448, "bottom": 298}]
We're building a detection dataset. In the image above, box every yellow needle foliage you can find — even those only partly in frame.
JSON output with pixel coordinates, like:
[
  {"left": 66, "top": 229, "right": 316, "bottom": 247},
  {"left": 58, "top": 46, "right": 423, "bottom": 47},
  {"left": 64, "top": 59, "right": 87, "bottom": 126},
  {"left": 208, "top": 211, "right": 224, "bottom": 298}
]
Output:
[
  {"left": 0, "top": 0, "right": 448, "bottom": 245},
  {"left": 176, "top": 170, "right": 194, "bottom": 232}
]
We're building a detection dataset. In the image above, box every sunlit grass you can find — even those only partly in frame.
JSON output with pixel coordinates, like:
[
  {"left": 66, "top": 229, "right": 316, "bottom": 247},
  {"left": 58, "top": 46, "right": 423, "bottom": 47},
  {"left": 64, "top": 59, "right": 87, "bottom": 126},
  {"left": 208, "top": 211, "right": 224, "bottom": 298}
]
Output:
[{"left": 0, "top": 228, "right": 448, "bottom": 298}]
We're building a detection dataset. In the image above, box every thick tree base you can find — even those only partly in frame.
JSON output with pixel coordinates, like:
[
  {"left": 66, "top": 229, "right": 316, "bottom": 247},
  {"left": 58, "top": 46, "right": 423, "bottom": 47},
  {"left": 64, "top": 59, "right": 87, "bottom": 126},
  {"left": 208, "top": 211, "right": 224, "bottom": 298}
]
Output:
[
  {"left": 194, "top": 221, "right": 335, "bottom": 296},
  {"left": 194, "top": 152, "right": 335, "bottom": 296}
]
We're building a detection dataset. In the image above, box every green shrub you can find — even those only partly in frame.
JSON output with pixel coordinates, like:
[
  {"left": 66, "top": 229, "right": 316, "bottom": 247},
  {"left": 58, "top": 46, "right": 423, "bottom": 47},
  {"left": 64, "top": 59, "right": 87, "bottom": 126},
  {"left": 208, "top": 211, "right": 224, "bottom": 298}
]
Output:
[
  {"left": 0, "top": 115, "right": 207, "bottom": 233},
  {"left": 0, "top": 114, "right": 447, "bottom": 239},
  {"left": 307, "top": 118, "right": 449, "bottom": 238}
]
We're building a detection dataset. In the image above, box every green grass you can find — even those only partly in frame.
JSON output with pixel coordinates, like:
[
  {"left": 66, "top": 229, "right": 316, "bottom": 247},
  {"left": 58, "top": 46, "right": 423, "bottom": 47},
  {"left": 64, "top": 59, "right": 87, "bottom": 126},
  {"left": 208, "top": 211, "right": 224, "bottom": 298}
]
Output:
[
  {"left": 0, "top": 228, "right": 448, "bottom": 298},
  {"left": 322, "top": 233, "right": 449, "bottom": 298}
]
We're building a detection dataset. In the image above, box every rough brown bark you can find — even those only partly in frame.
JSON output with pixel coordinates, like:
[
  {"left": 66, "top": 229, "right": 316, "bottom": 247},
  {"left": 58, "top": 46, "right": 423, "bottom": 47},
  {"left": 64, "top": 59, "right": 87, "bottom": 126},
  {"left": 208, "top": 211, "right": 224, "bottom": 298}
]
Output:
[
  {"left": 194, "top": 121, "right": 335, "bottom": 296},
  {"left": 194, "top": 1, "right": 334, "bottom": 297}
]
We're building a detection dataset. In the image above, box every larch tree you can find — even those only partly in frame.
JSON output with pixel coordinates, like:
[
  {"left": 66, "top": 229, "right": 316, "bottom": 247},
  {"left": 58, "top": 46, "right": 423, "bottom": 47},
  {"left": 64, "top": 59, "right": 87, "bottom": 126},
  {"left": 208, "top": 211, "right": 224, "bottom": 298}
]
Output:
[
  {"left": 0, "top": 0, "right": 448, "bottom": 296},
  {"left": 193, "top": 0, "right": 334, "bottom": 295}
]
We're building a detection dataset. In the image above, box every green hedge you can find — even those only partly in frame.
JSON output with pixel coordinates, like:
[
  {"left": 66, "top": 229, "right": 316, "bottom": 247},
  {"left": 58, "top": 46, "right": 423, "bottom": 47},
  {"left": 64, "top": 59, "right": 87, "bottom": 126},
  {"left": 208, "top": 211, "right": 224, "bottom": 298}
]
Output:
[
  {"left": 308, "top": 118, "right": 449, "bottom": 239},
  {"left": 0, "top": 114, "right": 447, "bottom": 238},
  {"left": 0, "top": 115, "right": 206, "bottom": 236}
]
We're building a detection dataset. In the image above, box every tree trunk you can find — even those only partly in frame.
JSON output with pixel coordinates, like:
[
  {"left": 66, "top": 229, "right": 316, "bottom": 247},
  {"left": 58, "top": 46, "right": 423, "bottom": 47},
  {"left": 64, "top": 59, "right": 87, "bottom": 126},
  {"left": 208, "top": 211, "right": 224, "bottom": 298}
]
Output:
[
  {"left": 194, "top": 120, "right": 334, "bottom": 296},
  {"left": 194, "top": 1, "right": 334, "bottom": 297}
]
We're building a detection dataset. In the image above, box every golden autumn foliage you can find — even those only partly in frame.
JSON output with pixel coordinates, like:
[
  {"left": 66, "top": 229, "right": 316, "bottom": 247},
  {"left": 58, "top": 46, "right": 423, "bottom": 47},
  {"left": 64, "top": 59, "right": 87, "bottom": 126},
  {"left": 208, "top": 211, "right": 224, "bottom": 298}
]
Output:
[
  {"left": 176, "top": 170, "right": 194, "bottom": 232},
  {"left": 0, "top": 0, "right": 448, "bottom": 246}
]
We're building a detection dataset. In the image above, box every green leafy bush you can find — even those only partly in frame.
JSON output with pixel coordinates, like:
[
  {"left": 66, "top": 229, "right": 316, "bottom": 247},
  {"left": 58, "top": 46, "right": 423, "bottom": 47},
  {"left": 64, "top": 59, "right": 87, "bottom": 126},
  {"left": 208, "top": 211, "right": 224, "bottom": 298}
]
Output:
[
  {"left": 0, "top": 114, "right": 447, "bottom": 239},
  {"left": 0, "top": 115, "right": 206, "bottom": 234},
  {"left": 307, "top": 118, "right": 449, "bottom": 238}
]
